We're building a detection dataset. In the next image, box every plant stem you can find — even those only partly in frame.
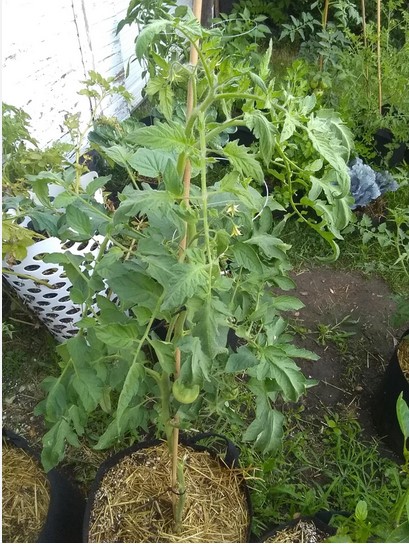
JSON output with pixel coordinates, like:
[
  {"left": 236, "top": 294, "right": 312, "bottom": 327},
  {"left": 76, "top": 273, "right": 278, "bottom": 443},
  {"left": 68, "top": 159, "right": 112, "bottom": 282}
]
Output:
[{"left": 1, "top": 268, "right": 52, "bottom": 287}]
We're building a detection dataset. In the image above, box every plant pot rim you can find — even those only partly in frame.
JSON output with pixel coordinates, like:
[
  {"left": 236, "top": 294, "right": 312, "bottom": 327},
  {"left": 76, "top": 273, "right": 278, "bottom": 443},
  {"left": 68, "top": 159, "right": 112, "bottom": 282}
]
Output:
[{"left": 83, "top": 433, "right": 253, "bottom": 543}]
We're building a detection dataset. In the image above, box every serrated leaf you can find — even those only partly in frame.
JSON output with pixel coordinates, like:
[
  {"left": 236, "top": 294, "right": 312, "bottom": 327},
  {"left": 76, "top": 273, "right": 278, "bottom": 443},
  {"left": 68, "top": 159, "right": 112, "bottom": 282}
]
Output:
[
  {"left": 95, "top": 322, "right": 141, "bottom": 348},
  {"left": 128, "top": 148, "right": 175, "bottom": 178},
  {"left": 125, "top": 121, "right": 190, "bottom": 153},
  {"left": 163, "top": 159, "right": 183, "bottom": 196},
  {"left": 159, "top": 85, "right": 174, "bottom": 121},
  {"left": 231, "top": 242, "right": 263, "bottom": 274},
  {"left": 116, "top": 361, "right": 145, "bottom": 431},
  {"left": 272, "top": 295, "right": 304, "bottom": 311},
  {"left": 44, "top": 379, "right": 67, "bottom": 420},
  {"left": 135, "top": 20, "right": 171, "bottom": 60},
  {"left": 85, "top": 175, "right": 112, "bottom": 196},
  {"left": 101, "top": 144, "right": 135, "bottom": 168},
  {"left": 53, "top": 192, "right": 78, "bottom": 208},
  {"left": 243, "top": 399, "right": 284, "bottom": 453},
  {"left": 65, "top": 204, "right": 91, "bottom": 238},
  {"left": 149, "top": 338, "right": 174, "bottom": 374},
  {"left": 263, "top": 347, "right": 307, "bottom": 401},
  {"left": 245, "top": 234, "right": 290, "bottom": 261},
  {"left": 161, "top": 262, "right": 208, "bottom": 312},
  {"left": 280, "top": 115, "right": 296, "bottom": 142},
  {"left": 41, "top": 419, "right": 71, "bottom": 472},
  {"left": 223, "top": 141, "right": 264, "bottom": 182},
  {"left": 226, "top": 346, "right": 259, "bottom": 372},
  {"left": 282, "top": 345, "right": 319, "bottom": 361},
  {"left": 244, "top": 111, "right": 275, "bottom": 166},
  {"left": 178, "top": 335, "right": 211, "bottom": 383}
]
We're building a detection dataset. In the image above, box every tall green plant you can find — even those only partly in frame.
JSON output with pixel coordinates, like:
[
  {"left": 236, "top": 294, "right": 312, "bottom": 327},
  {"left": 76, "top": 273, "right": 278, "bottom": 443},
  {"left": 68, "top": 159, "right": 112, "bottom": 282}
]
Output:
[{"left": 33, "top": 11, "right": 353, "bottom": 516}]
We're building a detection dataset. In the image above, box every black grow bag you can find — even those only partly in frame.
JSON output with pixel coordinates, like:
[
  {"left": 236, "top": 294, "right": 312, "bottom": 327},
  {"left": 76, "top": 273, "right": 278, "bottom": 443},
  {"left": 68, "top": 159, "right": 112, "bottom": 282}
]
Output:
[
  {"left": 258, "top": 514, "right": 338, "bottom": 543},
  {"left": 374, "top": 329, "right": 409, "bottom": 458},
  {"left": 83, "top": 432, "right": 253, "bottom": 542},
  {"left": 2, "top": 428, "right": 85, "bottom": 543}
]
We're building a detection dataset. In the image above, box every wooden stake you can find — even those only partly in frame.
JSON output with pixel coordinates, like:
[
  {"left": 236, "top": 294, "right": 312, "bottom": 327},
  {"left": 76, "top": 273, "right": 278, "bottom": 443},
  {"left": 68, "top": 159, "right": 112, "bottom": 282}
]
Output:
[
  {"left": 361, "top": 0, "right": 370, "bottom": 87},
  {"left": 361, "top": 0, "right": 367, "bottom": 48},
  {"left": 377, "top": 0, "right": 382, "bottom": 115},
  {"left": 319, "top": 0, "right": 330, "bottom": 71},
  {"left": 171, "top": 0, "right": 203, "bottom": 524}
]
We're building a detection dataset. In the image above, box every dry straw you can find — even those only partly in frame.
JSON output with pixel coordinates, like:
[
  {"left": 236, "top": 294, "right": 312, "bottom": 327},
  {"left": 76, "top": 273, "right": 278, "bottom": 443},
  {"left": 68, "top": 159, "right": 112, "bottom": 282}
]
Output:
[
  {"left": 398, "top": 337, "right": 409, "bottom": 379},
  {"left": 2, "top": 441, "right": 50, "bottom": 543},
  {"left": 263, "top": 519, "right": 331, "bottom": 543},
  {"left": 87, "top": 442, "right": 249, "bottom": 543}
]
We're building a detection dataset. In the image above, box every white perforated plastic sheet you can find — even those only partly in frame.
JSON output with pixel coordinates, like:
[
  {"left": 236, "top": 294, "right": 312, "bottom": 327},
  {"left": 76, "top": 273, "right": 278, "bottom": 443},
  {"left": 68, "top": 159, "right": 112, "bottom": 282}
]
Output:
[
  {"left": 3, "top": 236, "right": 108, "bottom": 342},
  {"left": 3, "top": 172, "right": 108, "bottom": 342}
]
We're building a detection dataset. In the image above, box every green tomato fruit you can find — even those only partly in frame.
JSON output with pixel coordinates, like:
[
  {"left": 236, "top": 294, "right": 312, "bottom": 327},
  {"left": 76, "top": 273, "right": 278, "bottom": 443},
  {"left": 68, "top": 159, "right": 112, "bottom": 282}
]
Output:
[{"left": 172, "top": 380, "right": 200, "bottom": 404}]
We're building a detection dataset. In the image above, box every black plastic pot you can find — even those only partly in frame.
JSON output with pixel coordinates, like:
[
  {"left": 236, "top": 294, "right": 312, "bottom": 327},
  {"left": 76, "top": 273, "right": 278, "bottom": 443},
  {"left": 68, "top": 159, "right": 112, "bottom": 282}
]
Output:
[
  {"left": 258, "top": 514, "right": 338, "bottom": 543},
  {"left": 83, "top": 433, "right": 253, "bottom": 543},
  {"left": 2, "top": 428, "right": 85, "bottom": 543},
  {"left": 373, "top": 329, "right": 409, "bottom": 458},
  {"left": 373, "top": 127, "right": 408, "bottom": 168}
]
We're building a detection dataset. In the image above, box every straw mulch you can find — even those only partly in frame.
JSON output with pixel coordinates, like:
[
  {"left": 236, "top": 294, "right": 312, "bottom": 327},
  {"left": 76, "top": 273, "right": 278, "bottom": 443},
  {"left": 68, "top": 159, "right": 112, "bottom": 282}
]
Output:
[
  {"left": 263, "top": 519, "right": 331, "bottom": 543},
  {"left": 398, "top": 337, "right": 409, "bottom": 380},
  {"left": 2, "top": 441, "right": 51, "bottom": 543},
  {"left": 87, "top": 442, "right": 249, "bottom": 543}
]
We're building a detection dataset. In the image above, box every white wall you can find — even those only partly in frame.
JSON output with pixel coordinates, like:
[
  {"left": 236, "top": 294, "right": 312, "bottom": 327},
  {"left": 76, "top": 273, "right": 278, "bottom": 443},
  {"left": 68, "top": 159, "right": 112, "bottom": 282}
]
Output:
[{"left": 2, "top": 0, "right": 191, "bottom": 148}]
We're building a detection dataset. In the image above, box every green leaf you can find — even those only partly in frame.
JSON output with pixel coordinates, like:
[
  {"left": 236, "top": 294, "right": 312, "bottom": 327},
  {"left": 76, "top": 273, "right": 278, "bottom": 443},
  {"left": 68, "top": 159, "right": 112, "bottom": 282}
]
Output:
[
  {"left": 178, "top": 336, "right": 211, "bottom": 383},
  {"left": 128, "top": 148, "right": 175, "bottom": 178},
  {"left": 159, "top": 85, "right": 174, "bottom": 121},
  {"left": 191, "top": 298, "right": 228, "bottom": 360},
  {"left": 272, "top": 295, "right": 304, "bottom": 311},
  {"left": 53, "top": 192, "right": 78, "bottom": 208},
  {"left": 280, "top": 114, "right": 297, "bottom": 142},
  {"left": 94, "top": 419, "right": 120, "bottom": 450},
  {"left": 244, "top": 111, "right": 275, "bottom": 166},
  {"left": 231, "top": 242, "right": 263, "bottom": 274},
  {"left": 135, "top": 19, "right": 171, "bottom": 60},
  {"left": 262, "top": 347, "right": 307, "bottom": 401},
  {"left": 388, "top": 522, "right": 409, "bottom": 543},
  {"left": 44, "top": 378, "right": 67, "bottom": 420},
  {"left": 71, "top": 363, "right": 102, "bottom": 413},
  {"left": 355, "top": 500, "right": 368, "bottom": 522},
  {"left": 125, "top": 122, "right": 190, "bottom": 153},
  {"left": 30, "top": 179, "right": 52, "bottom": 207},
  {"left": 245, "top": 234, "right": 290, "bottom": 261},
  {"left": 149, "top": 339, "right": 174, "bottom": 374},
  {"left": 94, "top": 322, "right": 141, "bottom": 348},
  {"left": 283, "top": 345, "right": 319, "bottom": 361},
  {"left": 223, "top": 141, "right": 264, "bottom": 182},
  {"left": 161, "top": 262, "right": 208, "bottom": 312},
  {"left": 41, "top": 419, "right": 72, "bottom": 472},
  {"left": 65, "top": 204, "right": 92, "bottom": 238},
  {"left": 163, "top": 160, "right": 183, "bottom": 196},
  {"left": 396, "top": 392, "right": 409, "bottom": 441},
  {"left": 116, "top": 361, "right": 145, "bottom": 430},
  {"left": 243, "top": 398, "right": 284, "bottom": 453},
  {"left": 226, "top": 346, "right": 259, "bottom": 372},
  {"left": 101, "top": 144, "right": 135, "bottom": 168},
  {"left": 84, "top": 175, "right": 112, "bottom": 196}
]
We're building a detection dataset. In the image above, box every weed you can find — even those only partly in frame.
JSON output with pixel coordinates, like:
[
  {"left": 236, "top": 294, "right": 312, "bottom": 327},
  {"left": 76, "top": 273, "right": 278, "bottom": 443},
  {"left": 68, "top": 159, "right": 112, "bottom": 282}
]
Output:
[{"left": 241, "top": 410, "right": 408, "bottom": 539}]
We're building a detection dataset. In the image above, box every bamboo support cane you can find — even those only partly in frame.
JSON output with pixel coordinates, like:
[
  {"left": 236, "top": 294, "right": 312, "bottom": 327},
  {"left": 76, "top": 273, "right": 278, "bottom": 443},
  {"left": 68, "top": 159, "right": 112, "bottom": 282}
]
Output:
[
  {"left": 361, "top": 0, "right": 370, "bottom": 88},
  {"left": 377, "top": 0, "right": 382, "bottom": 115},
  {"left": 171, "top": 0, "right": 203, "bottom": 521},
  {"left": 319, "top": 0, "right": 330, "bottom": 71}
]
